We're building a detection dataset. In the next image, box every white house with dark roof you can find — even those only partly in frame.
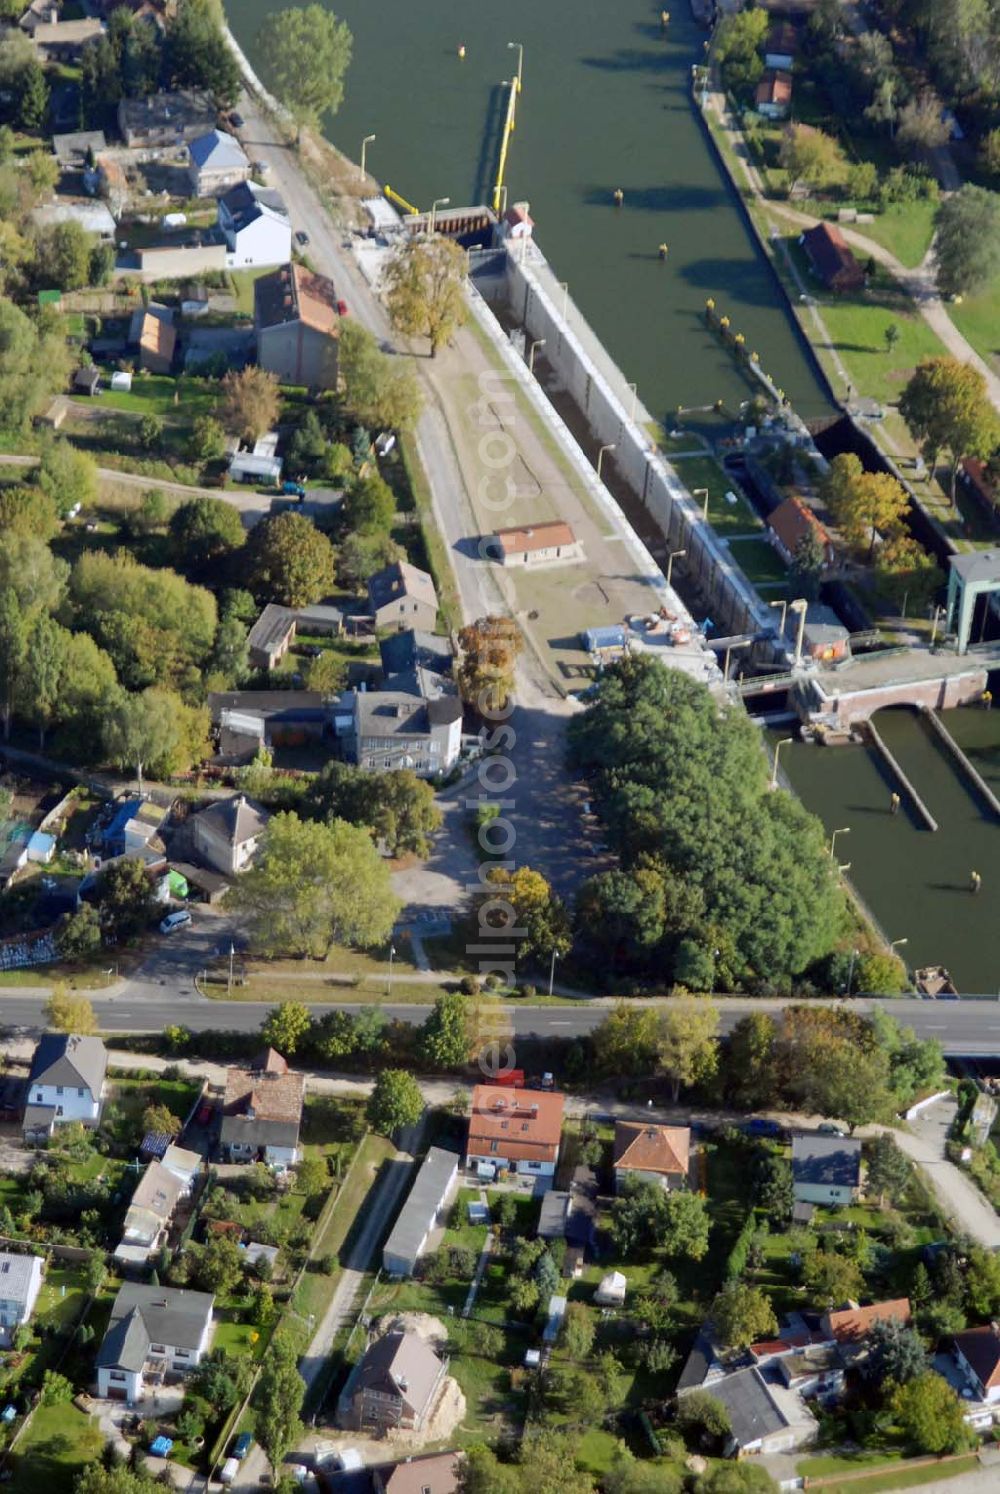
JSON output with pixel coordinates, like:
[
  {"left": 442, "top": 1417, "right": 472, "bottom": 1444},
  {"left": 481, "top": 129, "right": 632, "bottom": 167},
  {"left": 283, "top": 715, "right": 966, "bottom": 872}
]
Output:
[
  {"left": 348, "top": 690, "right": 462, "bottom": 776},
  {"left": 23, "top": 1033, "right": 108, "bottom": 1140},
  {"left": 187, "top": 128, "right": 250, "bottom": 196},
  {"left": 0, "top": 1253, "right": 44, "bottom": 1345},
  {"left": 96, "top": 1282, "right": 214, "bottom": 1403},
  {"left": 791, "top": 1134, "right": 862, "bottom": 1207},
  {"left": 218, "top": 181, "right": 291, "bottom": 268},
  {"left": 191, "top": 794, "right": 269, "bottom": 877}
]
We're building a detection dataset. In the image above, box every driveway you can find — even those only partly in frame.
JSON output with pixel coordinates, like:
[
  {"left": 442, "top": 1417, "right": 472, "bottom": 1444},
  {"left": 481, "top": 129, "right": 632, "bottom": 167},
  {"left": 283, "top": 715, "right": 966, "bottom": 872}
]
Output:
[{"left": 895, "top": 1097, "right": 1000, "bottom": 1248}]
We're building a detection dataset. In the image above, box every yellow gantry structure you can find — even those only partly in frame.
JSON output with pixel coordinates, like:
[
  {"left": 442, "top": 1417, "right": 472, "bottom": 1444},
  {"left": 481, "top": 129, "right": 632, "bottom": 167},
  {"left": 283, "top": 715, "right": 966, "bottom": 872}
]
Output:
[
  {"left": 384, "top": 184, "right": 419, "bottom": 216},
  {"left": 492, "top": 76, "right": 520, "bottom": 214}
]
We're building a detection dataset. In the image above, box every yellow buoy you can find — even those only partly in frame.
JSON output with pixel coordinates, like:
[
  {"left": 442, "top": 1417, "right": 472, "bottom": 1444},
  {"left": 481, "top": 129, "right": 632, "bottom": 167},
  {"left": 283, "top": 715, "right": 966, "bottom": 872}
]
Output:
[
  {"left": 658, "top": 242, "right": 669, "bottom": 259},
  {"left": 457, "top": 43, "right": 466, "bottom": 58},
  {"left": 613, "top": 187, "right": 624, "bottom": 206}
]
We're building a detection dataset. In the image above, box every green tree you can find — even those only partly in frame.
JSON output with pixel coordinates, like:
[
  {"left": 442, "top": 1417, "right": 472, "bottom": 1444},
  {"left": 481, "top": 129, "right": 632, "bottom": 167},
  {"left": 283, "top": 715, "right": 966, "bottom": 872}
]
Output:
[
  {"left": 294, "top": 1154, "right": 328, "bottom": 1196},
  {"left": 255, "top": 1332, "right": 305, "bottom": 1475},
  {"left": 18, "top": 612, "right": 66, "bottom": 748},
  {"left": 342, "top": 473, "right": 396, "bottom": 535},
  {"left": 70, "top": 551, "right": 217, "bottom": 690},
  {"left": 726, "top": 1013, "right": 779, "bottom": 1108},
  {"left": 338, "top": 320, "right": 422, "bottom": 429},
  {"left": 38, "top": 441, "right": 98, "bottom": 517},
  {"left": 0, "top": 299, "right": 71, "bottom": 430},
  {"left": 383, "top": 235, "right": 469, "bottom": 356},
  {"left": 802, "top": 1249, "right": 863, "bottom": 1306},
  {"left": 590, "top": 1002, "right": 660, "bottom": 1078},
  {"left": 891, "top": 1372, "right": 972, "bottom": 1454},
  {"left": 884, "top": 322, "right": 900, "bottom": 354},
  {"left": 657, "top": 997, "right": 719, "bottom": 1102},
  {"left": 562, "top": 1301, "right": 596, "bottom": 1360},
  {"left": 457, "top": 615, "right": 523, "bottom": 712},
  {"left": 96, "top": 856, "right": 157, "bottom": 943},
  {"left": 902, "top": 355, "right": 998, "bottom": 504},
  {"left": 964, "top": 1245, "right": 1000, "bottom": 1319},
  {"left": 44, "top": 984, "right": 97, "bottom": 1035},
  {"left": 306, "top": 763, "right": 442, "bottom": 857},
  {"left": 693, "top": 1466, "right": 778, "bottom": 1494},
  {"left": 219, "top": 365, "right": 281, "bottom": 445},
  {"left": 142, "top": 1103, "right": 181, "bottom": 1137},
  {"left": 40, "top": 1371, "right": 73, "bottom": 1405},
  {"left": 752, "top": 1153, "right": 794, "bottom": 1224},
  {"left": 676, "top": 1389, "right": 731, "bottom": 1449},
  {"left": 0, "top": 589, "right": 25, "bottom": 739},
  {"left": 366, "top": 1068, "right": 423, "bottom": 1136},
  {"left": 896, "top": 90, "right": 950, "bottom": 153},
  {"left": 336, "top": 530, "right": 404, "bottom": 591},
  {"left": 257, "top": 4, "right": 353, "bottom": 142},
  {"left": 260, "top": 1001, "right": 313, "bottom": 1056},
  {"left": 75, "top": 1467, "right": 159, "bottom": 1494},
  {"left": 306, "top": 649, "right": 348, "bottom": 695},
  {"left": 170, "top": 495, "right": 245, "bottom": 571},
  {"left": 481, "top": 865, "right": 571, "bottom": 972},
  {"left": 54, "top": 904, "right": 102, "bottom": 963},
  {"left": 244, "top": 511, "right": 336, "bottom": 606},
  {"left": 195, "top": 1234, "right": 243, "bottom": 1295},
  {"left": 822, "top": 458, "right": 909, "bottom": 560},
  {"left": 711, "top": 1282, "right": 777, "bottom": 1349},
  {"left": 32, "top": 221, "right": 94, "bottom": 293},
  {"left": 713, "top": 6, "right": 768, "bottom": 98},
  {"left": 165, "top": 0, "right": 240, "bottom": 108},
  {"left": 861, "top": 1317, "right": 927, "bottom": 1385},
  {"left": 866, "top": 1131, "right": 911, "bottom": 1206},
  {"left": 779, "top": 123, "right": 848, "bottom": 193},
  {"left": 934, "top": 185, "right": 1000, "bottom": 298},
  {"left": 0, "top": 484, "right": 59, "bottom": 540},
  {"left": 790, "top": 527, "right": 825, "bottom": 601},
  {"left": 663, "top": 1189, "right": 710, "bottom": 1259},
  {"left": 228, "top": 812, "right": 399, "bottom": 956},
  {"left": 188, "top": 414, "right": 228, "bottom": 465},
  {"left": 420, "top": 989, "right": 472, "bottom": 1068},
  {"left": 102, "top": 686, "right": 208, "bottom": 784}
]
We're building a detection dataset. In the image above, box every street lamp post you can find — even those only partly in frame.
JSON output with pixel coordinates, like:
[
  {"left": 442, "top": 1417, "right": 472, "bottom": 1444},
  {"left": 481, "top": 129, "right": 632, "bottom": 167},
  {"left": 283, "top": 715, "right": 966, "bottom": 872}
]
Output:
[
  {"left": 387, "top": 942, "right": 396, "bottom": 997},
  {"left": 829, "top": 826, "right": 850, "bottom": 860},
  {"left": 548, "top": 948, "right": 560, "bottom": 997},
  {"left": 508, "top": 40, "right": 524, "bottom": 92},
  {"left": 931, "top": 604, "right": 943, "bottom": 645},
  {"left": 359, "top": 133, "right": 375, "bottom": 180},
  {"left": 891, "top": 937, "right": 908, "bottom": 953},
  {"left": 846, "top": 946, "right": 859, "bottom": 997},
  {"left": 667, "top": 548, "right": 686, "bottom": 589},
  {"left": 627, "top": 382, "right": 638, "bottom": 422},
  {"left": 597, "top": 443, "right": 616, "bottom": 480},
  {"left": 789, "top": 597, "right": 809, "bottom": 667},
  {"left": 528, "top": 337, "right": 546, "bottom": 373},
  {"left": 429, "top": 196, "right": 451, "bottom": 235},
  {"left": 723, "top": 638, "right": 750, "bottom": 683},
  {"left": 771, "top": 736, "right": 793, "bottom": 790},
  {"left": 692, "top": 486, "right": 709, "bottom": 519},
  {"left": 769, "top": 597, "right": 788, "bottom": 638}
]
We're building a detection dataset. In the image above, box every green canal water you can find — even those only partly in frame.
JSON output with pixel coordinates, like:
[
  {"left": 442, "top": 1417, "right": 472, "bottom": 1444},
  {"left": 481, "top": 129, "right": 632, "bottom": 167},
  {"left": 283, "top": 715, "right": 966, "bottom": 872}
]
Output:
[
  {"left": 229, "top": 0, "right": 834, "bottom": 425},
  {"left": 773, "top": 706, "right": 1000, "bottom": 993}
]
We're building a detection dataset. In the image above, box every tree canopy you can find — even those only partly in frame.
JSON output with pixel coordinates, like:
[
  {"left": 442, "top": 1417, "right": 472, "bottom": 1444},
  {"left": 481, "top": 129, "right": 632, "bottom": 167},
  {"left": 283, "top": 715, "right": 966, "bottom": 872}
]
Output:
[
  {"left": 383, "top": 235, "right": 469, "bottom": 356},
  {"left": 305, "top": 762, "right": 442, "bottom": 857},
  {"left": 934, "top": 185, "right": 1000, "bottom": 297},
  {"left": 244, "top": 511, "right": 336, "bottom": 607},
  {"left": 256, "top": 4, "right": 353, "bottom": 140}
]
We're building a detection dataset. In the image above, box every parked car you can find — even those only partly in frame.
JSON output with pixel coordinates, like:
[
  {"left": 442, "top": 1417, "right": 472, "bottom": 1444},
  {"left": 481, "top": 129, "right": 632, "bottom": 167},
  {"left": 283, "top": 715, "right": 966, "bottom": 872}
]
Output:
[
  {"left": 159, "top": 909, "right": 192, "bottom": 935},
  {"left": 295, "top": 230, "right": 310, "bottom": 246},
  {"left": 817, "top": 1122, "right": 847, "bottom": 1137},
  {"left": 282, "top": 480, "right": 306, "bottom": 499},
  {"left": 232, "top": 1433, "right": 253, "bottom": 1461},
  {"left": 742, "top": 1117, "right": 784, "bottom": 1139},
  {"left": 229, "top": 111, "right": 244, "bottom": 128},
  {"left": 196, "top": 1100, "right": 214, "bottom": 1126}
]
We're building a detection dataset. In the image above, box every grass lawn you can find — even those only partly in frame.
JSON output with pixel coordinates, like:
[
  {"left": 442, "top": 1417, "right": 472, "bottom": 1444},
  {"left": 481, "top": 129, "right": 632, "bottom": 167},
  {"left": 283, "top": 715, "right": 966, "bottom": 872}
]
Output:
[
  {"left": 669, "top": 453, "right": 761, "bottom": 536},
  {"left": 107, "top": 1075, "right": 200, "bottom": 1129},
  {"left": 948, "top": 272, "right": 1000, "bottom": 378},
  {"left": 229, "top": 268, "right": 274, "bottom": 317},
  {"left": 9, "top": 1401, "right": 104, "bottom": 1494},
  {"left": 309, "top": 1130, "right": 397, "bottom": 1262},
  {"left": 728, "top": 536, "right": 789, "bottom": 585},
  {"left": 850, "top": 202, "right": 937, "bottom": 270},
  {"left": 833, "top": 1456, "right": 980, "bottom": 1491},
  {"left": 94, "top": 373, "right": 220, "bottom": 422}
]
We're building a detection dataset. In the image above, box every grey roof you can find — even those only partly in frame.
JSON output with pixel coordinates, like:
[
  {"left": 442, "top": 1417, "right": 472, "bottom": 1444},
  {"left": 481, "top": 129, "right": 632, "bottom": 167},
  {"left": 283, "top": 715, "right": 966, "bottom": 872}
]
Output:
[
  {"left": 221, "top": 180, "right": 288, "bottom": 232},
  {"left": 950, "top": 548, "right": 1000, "bottom": 585},
  {"left": 379, "top": 631, "right": 453, "bottom": 677},
  {"left": 368, "top": 561, "right": 438, "bottom": 615},
  {"left": 220, "top": 1114, "right": 300, "bottom": 1150},
  {"left": 675, "top": 1330, "right": 716, "bottom": 1392},
  {"left": 0, "top": 1252, "right": 40, "bottom": 1307},
  {"left": 246, "top": 603, "right": 296, "bottom": 657},
  {"left": 354, "top": 691, "right": 461, "bottom": 742},
  {"left": 28, "top": 1033, "right": 107, "bottom": 1096},
  {"left": 208, "top": 690, "right": 325, "bottom": 723},
  {"left": 193, "top": 794, "right": 268, "bottom": 848},
  {"left": 382, "top": 667, "right": 455, "bottom": 701},
  {"left": 127, "top": 1160, "right": 184, "bottom": 1223},
  {"left": 295, "top": 604, "right": 344, "bottom": 632},
  {"left": 21, "top": 1103, "right": 56, "bottom": 1134},
  {"left": 690, "top": 1366, "right": 788, "bottom": 1448},
  {"left": 188, "top": 128, "right": 248, "bottom": 172},
  {"left": 97, "top": 1283, "right": 214, "bottom": 1371},
  {"left": 345, "top": 1330, "right": 443, "bottom": 1418},
  {"left": 791, "top": 1134, "right": 862, "bottom": 1188},
  {"left": 383, "top": 1146, "right": 458, "bottom": 1269},
  {"left": 537, "top": 1190, "right": 571, "bottom": 1239},
  {"left": 52, "top": 129, "right": 106, "bottom": 165}
]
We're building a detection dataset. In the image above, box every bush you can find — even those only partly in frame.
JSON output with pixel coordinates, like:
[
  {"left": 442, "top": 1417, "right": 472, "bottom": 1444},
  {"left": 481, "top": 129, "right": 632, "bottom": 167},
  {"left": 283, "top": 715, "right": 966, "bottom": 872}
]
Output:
[
  {"left": 519, "top": 983, "right": 537, "bottom": 999},
  {"left": 459, "top": 975, "right": 481, "bottom": 996},
  {"left": 483, "top": 973, "right": 503, "bottom": 992}
]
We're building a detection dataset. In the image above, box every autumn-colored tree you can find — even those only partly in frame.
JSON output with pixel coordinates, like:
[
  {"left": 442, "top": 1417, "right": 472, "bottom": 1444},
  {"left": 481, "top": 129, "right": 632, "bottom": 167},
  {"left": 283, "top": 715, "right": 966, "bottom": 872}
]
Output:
[
  {"left": 900, "top": 357, "right": 1000, "bottom": 503},
  {"left": 457, "top": 614, "right": 523, "bottom": 712},
  {"left": 822, "top": 453, "right": 908, "bottom": 559},
  {"left": 875, "top": 534, "right": 943, "bottom": 612},
  {"left": 656, "top": 996, "right": 719, "bottom": 1102},
  {"left": 383, "top": 235, "right": 469, "bottom": 356},
  {"left": 482, "top": 865, "right": 572, "bottom": 971},
  {"left": 218, "top": 366, "right": 281, "bottom": 445}
]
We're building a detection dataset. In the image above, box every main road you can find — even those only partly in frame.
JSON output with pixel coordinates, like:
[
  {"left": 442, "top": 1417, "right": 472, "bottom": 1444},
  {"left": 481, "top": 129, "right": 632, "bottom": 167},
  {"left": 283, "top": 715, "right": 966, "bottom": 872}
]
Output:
[{"left": 3, "top": 985, "right": 1000, "bottom": 1055}]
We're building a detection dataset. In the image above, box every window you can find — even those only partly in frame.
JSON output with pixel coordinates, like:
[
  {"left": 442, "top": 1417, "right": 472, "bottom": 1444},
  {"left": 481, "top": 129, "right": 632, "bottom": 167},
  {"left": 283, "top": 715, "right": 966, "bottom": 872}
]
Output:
[
  {"left": 109, "top": 1372, "right": 126, "bottom": 1383},
  {"left": 490, "top": 1140, "right": 499, "bottom": 1153},
  {"left": 56, "top": 1087, "right": 63, "bottom": 1096},
  {"left": 150, "top": 1344, "right": 166, "bottom": 1356},
  {"left": 33, "top": 1092, "right": 42, "bottom": 1103},
  {"left": 78, "top": 1088, "right": 85, "bottom": 1098}
]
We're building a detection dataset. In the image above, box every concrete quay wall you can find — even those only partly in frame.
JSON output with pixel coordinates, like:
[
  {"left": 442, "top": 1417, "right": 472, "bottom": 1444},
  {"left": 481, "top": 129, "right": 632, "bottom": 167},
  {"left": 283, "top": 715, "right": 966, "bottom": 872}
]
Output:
[
  {"left": 490, "top": 244, "right": 780, "bottom": 645},
  {"left": 812, "top": 666, "right": 988, "bottom": 728}
]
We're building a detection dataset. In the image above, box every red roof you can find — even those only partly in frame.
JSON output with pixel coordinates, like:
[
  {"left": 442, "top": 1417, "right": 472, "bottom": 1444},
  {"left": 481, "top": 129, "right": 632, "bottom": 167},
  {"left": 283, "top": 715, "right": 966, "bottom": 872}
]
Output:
[
  {"left": 756, "top": 69, "right": 792, "bottom": 106},
  {"left": 495, "top": 521, "right": 576, "bottom": 555},
  {"left": 467, "top": 1085, "right": 564, "bottom": 1162},
  {"left": 825, "top": 1298, "right": 910, "bottom": 1343},
  {"left": 613, "top": 1121, "right": 690, "bottom": 1177},
  {"left": 800, "top": 222, "right": 864, "bottom": 290},
  {"left": 767, "top": 495, "right": 833, "bottom": 560}
]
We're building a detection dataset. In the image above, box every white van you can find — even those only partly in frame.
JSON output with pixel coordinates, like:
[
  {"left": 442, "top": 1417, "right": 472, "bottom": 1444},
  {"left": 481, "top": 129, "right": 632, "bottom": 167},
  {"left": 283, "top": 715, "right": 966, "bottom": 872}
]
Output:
[
  {"left": 159, "top": 909, "right": 192, "bottom": 935},
  {"left": 220, "top": 1457, "right": 239, "bottom": 1485}
]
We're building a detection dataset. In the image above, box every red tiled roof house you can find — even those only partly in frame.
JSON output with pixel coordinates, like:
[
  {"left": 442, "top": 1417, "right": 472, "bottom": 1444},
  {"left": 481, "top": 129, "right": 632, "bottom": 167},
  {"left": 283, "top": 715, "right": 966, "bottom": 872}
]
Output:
[
  {"left": 800, "top": 222, "right": 865, "bottom": 293},
  {"left": 767, "top": 494, "right": 836, "bottom": 568},
  {"left": 465, "top": 1085, "right": 564, "bottom": 1185}
]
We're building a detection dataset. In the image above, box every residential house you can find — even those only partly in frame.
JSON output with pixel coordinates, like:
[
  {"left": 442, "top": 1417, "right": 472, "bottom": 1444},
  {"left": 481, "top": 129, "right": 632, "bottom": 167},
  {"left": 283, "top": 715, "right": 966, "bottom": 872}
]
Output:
[
  {"left": 0, "top": 1253, "right": 44, "bottom": 1346},
  {"left": 766, "top": 494, "right": 835, "bottom": 568},
  {"left": 23, "top": 1033, "right": 108, "bottom": 1141},
  {"left": 255, "top": 262, "right": 341, "bottom": 388},
  {"left": 247, "top": 604, "right": 296, "bottom": 671},
  {"left": 160, "top": 1143, "right": 201, "bottom": 1196},
  {"left": 96, "top": 1282, "right": 214, "bottom": 1403},
  {"left": 764, "top": 22, "right": 797, "bottom": 69},
  {"left": 382, "top": 1147, "right": 459, "bottom": 1277},
  {"left": 117, "top": 91, "right": 216, "bottom": 149},
  {"left": 220, "top": 1051, "right": 304, "bottom": 1167},
  {"left": 32, "top": 16, "right": 105, "bottom": 60},
  {"left": 756, "top": 69, "right": 792, "bottom": 119},
  {"left": 19, "top": 0, "right": 58, "bottom": 36},
  {"left": 952, "top": 1324, "right": 1000, "bottom": 1404},
  {"left": 52, "top": 130, "right": 107, "bottom": 171},
  {"left": 613, "top": 1121, "right": 691, "bottom": 1193},
  {"left": 187, "top": 128, "right": 250, "bottom": 196},
  {"left": 791, "top": 1134, "right": 862, "bottom": 1206},
  {"left": 129, "top": 304, "right": 176, "bottom": 375},
  {"left": 348, "top": 689, "right": 463, "bottom": 777},
  {"left": 465, "top": 1085, "right": 564, "bottom": 1185},
  {"left": 336, "top": 1330, "right": 448, "bottom": 1433},
  {"left": 681, "top": 1365, "right": 817, "bottom": 1456},
  {"left": 373, "top": 1453, "right": 461, "bottom": 1494},
  {"left": 367, "top": 561, "right": 440, "bottom": 633},
  {"left": 208, "top": 689, "right": 329, "bottom": 760},
  {"left": 822, "top": 1299, "right": 911, "bottom": 1348},
  {"left": 379, "top": 631, "right": 452, "bottom": 679},
  {"left": 218, "top": 181, "right": 292, "bottom": 269},
  {"left": 191, "top": 794, "right": 269, "bottom": 876},
  {"left": 800, "top": 222, "right": 865, "bottom": 293},
  {"left": 114, "top": 1160, "right": 184, "bottom": 1268},
  {"left": 490, "top": 521, "right": 583, "bottom": 567}
]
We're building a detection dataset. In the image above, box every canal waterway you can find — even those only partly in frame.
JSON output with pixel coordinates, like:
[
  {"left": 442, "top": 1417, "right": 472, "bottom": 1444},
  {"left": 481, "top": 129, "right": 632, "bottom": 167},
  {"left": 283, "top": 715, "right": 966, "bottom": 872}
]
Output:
[
  {"left": 773, "top": 703, "right": 1000, "bottom": 993},
  {"left": 230, "top": 0, "right": 834, "bottom": 427}
]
